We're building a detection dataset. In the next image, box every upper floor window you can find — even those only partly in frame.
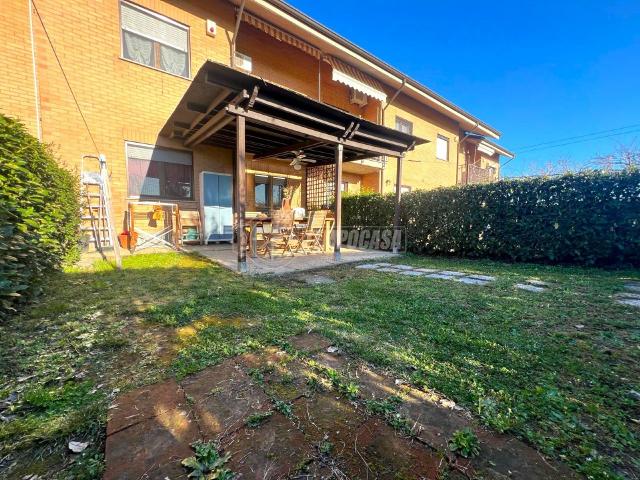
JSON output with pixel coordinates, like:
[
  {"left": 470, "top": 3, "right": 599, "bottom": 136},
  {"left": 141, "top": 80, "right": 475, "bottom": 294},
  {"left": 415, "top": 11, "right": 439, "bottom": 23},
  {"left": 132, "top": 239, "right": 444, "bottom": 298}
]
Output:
[
  {"left": 395, "top": 117, "right": 413, "bottom": 135},
  {"left": 436, "top": 134, "right": 449, "bottom": 161},
  {"left": 126, "top": 142, "right": 193, "bottom": 200},
  {"left": 120, "top": 1, "right": 190, "bottom": 78}
]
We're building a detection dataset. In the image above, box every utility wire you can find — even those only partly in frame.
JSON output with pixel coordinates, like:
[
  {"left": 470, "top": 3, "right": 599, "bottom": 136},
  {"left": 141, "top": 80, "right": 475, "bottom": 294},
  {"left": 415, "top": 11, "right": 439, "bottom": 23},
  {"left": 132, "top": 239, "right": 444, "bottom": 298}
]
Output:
[
  {"left": 30, "top": 0, "right": 100, "bottom": 154},
  {"left": 513, "top": 123, "right": 640, "bottom": 152},
  {"left": 503, "top": 128, "right": 640, "bottom": 169}
]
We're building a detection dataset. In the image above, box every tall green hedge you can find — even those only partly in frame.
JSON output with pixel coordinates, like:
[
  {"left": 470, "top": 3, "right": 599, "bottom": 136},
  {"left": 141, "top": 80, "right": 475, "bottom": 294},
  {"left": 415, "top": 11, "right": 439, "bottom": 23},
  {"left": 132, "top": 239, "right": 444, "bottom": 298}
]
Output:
[
  {"left": 0, "top": 115, "right": 80, "bottom": 316},
  {"left": 342, "top": 172, "right": 640, "bottom": 267}
]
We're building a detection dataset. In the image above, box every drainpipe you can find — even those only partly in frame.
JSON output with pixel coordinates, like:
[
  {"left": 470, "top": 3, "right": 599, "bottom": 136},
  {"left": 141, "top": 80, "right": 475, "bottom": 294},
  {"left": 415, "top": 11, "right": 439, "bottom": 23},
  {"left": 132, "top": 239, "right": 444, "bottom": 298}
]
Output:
[
  {"left": 230, "top": 0, "right": 247, "bottom": 68},
  {"left": 28, "top": 0, "right": 42, "bottom": 140}
]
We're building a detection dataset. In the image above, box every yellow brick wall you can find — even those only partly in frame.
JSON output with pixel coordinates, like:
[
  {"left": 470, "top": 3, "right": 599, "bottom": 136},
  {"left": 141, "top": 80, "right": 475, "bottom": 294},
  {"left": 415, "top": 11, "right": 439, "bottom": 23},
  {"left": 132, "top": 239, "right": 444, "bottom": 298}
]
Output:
[
  {"left": 0, "top": 0, "right": 40, "bottom": 135},
  {"left": 382, "top": 92, "right": 462, "bottom": 192},
  {"left": 2, "top": 0, "right": 471, "bottom": 232}
]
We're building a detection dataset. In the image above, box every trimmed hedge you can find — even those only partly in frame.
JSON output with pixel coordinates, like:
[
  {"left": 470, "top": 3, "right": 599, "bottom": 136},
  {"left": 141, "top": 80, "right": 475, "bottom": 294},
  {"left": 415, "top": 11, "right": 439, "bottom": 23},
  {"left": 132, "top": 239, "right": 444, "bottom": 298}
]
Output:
[
  {"left": 0, "top": 115, "right": 80, "bottom": 316},
  {"left": 342, "top": 172, "right": 640, "bottom": 267}
]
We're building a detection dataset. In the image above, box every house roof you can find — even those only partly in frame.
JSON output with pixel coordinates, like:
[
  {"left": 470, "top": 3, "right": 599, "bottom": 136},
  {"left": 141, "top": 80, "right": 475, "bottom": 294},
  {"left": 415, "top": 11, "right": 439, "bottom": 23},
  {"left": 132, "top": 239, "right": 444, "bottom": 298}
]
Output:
[
  {"left": 464, "top": 132, "right": 515, "bottom": 159},
  {"left": 161, "top": 61, "right": 428, "bottom": 164},
  {"left": 232, "top": 0, "right": 502, "bottom": 139}
]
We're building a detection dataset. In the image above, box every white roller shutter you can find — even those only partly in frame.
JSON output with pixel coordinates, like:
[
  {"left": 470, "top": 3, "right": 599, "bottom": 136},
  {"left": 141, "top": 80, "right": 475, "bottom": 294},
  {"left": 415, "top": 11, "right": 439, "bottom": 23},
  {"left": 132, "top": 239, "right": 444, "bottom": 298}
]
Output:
[{"left": 121, "top": 1, "right": 188, "bottom": 52}]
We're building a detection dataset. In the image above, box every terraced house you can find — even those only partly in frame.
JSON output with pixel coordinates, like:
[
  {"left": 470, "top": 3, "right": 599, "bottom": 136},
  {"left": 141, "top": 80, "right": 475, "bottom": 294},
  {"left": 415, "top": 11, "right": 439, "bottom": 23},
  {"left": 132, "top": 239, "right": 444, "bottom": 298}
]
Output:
[{"left": 1, "top": 0, "right": 514, "bottom": 270}]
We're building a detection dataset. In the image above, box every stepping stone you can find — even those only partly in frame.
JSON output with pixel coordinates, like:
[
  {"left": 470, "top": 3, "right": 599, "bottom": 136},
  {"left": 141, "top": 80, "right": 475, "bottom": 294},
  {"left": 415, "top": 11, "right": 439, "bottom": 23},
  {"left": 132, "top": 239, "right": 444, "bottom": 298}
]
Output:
[
  {"left": 355, "top": 263, "right": 379, "bottom": 270},
  {"left": 376, "top": 263, "right": 394, "bottom": 267},
  {"left": 624, "top": 283, "right": 640, "bottom": 293},
  {"left": 617, "top": 298, "right": 640, "bottom": 308},
  {"left": 456, "top": 277, "right": 491, "bottom": 286},
  {"left": 222, "top": 412, "right": 312, "bottom": 479},
  {"left": 439, "top": 271, "right": 465, "bottom": 276},
  {"left": 617, "top": 292, "right": 640, "bottom": 300},
  {"left": 303, "top": 274, "right": 335, "bottom": 285},
  {"left": 378, "top": 267, "right": 401, "bottom": 273},
  {"left": 181, "top": 359, "right": 271, "bottom": 440},
  {"left": 426, "top": 273, "right": 461, "bottom": 280},
  {"left": 516, "top": 283, "right": 545, "bottom": 293},
  {"left": 104, "top": 409, "right": 199, "bottom": 480},
  {"left": 398, "top": 270, "right": 424, "bottom": 276},
  {"left": 392, "top": 264, "right": 415, "bottom": 270},
  {"left": 106, "top": 380, "right": 186, "bottom": 436},
  {"left": 415, "top": 268, "right": 439, "bottom": 273},
  {"left": 526, "top": 279, "right": 550, "bottom": 287},
  {"left": 468, "top": 274, "right": 496, "bottom": 282}
]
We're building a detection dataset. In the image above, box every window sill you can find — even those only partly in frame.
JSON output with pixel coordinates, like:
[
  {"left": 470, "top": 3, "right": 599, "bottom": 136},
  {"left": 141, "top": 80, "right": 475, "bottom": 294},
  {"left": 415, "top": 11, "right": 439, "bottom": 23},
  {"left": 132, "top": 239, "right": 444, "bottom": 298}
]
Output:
[{"left": 119, "top": 56, "right": 191, "bottom": 81}]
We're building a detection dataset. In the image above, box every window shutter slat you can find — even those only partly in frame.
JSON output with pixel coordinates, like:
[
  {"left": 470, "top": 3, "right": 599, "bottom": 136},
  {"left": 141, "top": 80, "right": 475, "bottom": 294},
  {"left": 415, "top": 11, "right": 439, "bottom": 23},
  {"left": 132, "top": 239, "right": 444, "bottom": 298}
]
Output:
[{"left": 121, "top": 2, "right": 188, "bottom": 52}]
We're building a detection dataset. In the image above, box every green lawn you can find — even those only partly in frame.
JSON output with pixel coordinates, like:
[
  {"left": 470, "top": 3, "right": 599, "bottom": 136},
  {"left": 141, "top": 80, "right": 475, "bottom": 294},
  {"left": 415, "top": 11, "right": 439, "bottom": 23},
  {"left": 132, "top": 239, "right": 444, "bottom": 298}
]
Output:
[{"left": 0, "top": 252, "right": 638, "bottom": 479}]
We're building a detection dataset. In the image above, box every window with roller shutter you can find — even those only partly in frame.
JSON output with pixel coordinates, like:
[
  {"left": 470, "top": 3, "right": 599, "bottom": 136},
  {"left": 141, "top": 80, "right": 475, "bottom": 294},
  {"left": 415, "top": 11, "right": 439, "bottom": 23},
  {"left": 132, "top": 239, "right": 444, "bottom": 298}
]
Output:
[{"left": 120, "top": 1, "right": 190, "bottom": 78}]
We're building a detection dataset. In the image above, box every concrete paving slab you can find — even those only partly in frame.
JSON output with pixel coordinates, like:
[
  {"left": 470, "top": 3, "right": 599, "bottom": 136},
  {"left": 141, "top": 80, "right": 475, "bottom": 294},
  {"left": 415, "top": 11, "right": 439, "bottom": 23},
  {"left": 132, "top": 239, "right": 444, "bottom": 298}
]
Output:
[
  {"left": 467, "top": 274, "right": 496, "bottom": 282},
  {"left": 455, "top": 277, "right": 491, "bottom": 286},
  {"left": 526, "top": 279, "right": 551, "bottom": 287},
  {"left": 516, "top": 283, "right": 546, "bottom": 293},
  {"left": 415, "top": 268, "right": 439, "bottom": 273},
  {"left": 426, "top": 273, "right": 461, "bottom": 280},
  {"left": 355, "top": 263, "right": 380, "bottom": 270},
  {"left": 392, "top": 264, "right": 415, "bottom": 270},
  {"left": 398, "top": 270, "right": 425, "bottom": 276},
  {"left": 617, "top": 298, "right": 640, "bottom": 307},
  {"left": 439, "top": 271, "right": 465, "bottom": 276}
]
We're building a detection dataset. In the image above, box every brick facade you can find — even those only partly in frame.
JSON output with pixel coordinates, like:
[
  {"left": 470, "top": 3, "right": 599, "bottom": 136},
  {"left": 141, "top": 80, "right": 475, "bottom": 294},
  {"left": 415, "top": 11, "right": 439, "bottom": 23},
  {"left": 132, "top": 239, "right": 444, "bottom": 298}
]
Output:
[{"left": 1, "top": 0, "right": 503, "bottom": 233}]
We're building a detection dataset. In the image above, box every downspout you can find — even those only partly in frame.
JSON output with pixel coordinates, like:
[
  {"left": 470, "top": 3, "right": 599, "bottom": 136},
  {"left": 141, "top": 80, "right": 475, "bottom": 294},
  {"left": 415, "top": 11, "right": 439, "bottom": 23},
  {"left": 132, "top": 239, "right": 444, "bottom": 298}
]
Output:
[
  {"left": 230, "top": 0, "right": 247, "bottom": 67},
  {"left": 28, "top": 0, "right": 42, "bottom": 140}
]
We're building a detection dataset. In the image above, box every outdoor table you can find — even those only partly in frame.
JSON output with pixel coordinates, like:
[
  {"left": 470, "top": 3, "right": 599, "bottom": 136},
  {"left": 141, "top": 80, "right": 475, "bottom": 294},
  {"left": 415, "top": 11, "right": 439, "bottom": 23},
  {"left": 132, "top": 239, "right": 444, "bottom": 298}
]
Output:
[{"left": 244, "top": 216, "right": 271, "bottom": 258}]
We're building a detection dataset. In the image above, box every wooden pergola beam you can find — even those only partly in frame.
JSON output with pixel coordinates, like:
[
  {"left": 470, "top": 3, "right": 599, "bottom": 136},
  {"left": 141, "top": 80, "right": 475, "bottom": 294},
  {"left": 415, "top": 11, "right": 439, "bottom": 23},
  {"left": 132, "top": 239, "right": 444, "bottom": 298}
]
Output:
[
  {"left": 236, "top": 115, "right": 247, "bottom": 273},
  {"left": 226, "top": 104, "right": 404, "bottom": 158},
  {"left": 334, "top": 144, "right": 344, "bottom": 261},
  {"left": 185, "top": 90, "right": 249, "bottom": 147}
]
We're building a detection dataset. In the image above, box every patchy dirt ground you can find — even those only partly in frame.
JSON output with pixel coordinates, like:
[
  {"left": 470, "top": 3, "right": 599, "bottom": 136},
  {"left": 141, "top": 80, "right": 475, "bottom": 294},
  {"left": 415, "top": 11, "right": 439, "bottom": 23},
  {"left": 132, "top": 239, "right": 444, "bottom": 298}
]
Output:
[{"left": 104, "top": 333, "right": 578, "bottom": 479}]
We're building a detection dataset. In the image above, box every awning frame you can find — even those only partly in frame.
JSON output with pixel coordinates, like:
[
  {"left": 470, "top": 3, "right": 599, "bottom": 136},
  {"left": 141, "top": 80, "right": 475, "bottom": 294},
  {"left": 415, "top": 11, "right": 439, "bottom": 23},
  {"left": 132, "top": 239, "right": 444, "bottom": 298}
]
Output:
[{"left": 161, "top": 61, "right": 426, "bottom": 165}]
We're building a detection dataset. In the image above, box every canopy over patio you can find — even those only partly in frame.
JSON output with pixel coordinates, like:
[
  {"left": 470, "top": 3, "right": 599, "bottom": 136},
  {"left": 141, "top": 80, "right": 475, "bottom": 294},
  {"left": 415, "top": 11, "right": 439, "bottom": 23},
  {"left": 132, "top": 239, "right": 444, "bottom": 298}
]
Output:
[{"left": 161, "top": 61, "right": 427, "bottom": 272}]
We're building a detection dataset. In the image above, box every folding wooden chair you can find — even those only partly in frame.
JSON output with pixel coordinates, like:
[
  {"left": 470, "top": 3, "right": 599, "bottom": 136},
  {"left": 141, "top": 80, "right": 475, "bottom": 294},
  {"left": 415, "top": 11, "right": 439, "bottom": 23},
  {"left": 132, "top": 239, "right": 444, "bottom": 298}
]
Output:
[
  {"left": 299, "top": 210, "right": 329, "bottom": 253},
  {"left": 262, "top": 209, "right": 299, "bottom": 258}
]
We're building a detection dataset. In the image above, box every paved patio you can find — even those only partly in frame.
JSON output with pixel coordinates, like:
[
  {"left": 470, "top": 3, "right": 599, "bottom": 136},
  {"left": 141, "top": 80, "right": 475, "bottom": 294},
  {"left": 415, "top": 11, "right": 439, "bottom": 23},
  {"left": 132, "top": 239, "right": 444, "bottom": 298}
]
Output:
[
  {"left": 184, "top": 244, "right": 397, "bottom": 275},
  {"left": 104, "top": 334, "right": 579, "bottom": 480}
]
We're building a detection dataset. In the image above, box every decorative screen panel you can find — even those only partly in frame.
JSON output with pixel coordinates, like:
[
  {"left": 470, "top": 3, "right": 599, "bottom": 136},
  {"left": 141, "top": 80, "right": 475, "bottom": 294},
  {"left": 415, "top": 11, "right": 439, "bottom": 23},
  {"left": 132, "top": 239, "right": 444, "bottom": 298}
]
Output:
[{"left": 305, "top": 164, "right": 335, "bottom": 211}]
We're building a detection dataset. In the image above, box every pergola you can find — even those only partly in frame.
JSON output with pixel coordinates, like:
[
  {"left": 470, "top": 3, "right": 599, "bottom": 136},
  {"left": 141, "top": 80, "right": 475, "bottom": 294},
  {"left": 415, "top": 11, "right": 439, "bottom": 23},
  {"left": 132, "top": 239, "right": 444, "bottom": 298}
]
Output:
[{"left": 161, "top": 61, "right": 427, "bottom": 271}]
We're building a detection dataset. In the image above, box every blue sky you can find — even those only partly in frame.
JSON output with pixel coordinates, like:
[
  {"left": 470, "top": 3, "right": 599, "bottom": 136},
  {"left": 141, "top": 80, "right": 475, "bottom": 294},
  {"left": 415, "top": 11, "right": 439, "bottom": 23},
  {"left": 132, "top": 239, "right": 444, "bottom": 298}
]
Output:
[{"left": 287, "top": 0, "right": 640, "bottom": 177}]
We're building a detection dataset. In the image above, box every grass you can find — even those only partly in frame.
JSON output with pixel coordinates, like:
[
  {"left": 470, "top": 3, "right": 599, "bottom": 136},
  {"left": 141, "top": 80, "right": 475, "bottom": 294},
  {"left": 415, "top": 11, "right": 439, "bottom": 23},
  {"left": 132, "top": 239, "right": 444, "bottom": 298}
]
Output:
[{"left": 0, "top": 252, "right": 638, "bottom": 479}]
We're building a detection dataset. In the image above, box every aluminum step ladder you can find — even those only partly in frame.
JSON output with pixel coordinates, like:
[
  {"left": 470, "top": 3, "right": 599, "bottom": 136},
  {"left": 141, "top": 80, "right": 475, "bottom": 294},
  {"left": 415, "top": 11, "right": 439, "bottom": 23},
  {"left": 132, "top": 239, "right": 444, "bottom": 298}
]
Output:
[{"left": 80, "top": 154, "right": 122, "bottom": 268}]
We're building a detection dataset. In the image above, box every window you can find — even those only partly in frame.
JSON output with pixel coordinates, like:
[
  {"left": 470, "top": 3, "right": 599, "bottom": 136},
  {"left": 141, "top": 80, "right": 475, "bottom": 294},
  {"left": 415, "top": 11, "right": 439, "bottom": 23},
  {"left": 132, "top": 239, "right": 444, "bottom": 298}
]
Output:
[
  {"left": 120, "top": 1, "right": 189, "bottom": 78},
  {"left": 436, "top": 135, "right": 449, "bottom": 161},
  {"left": 127, "top": 143, "right": 193, "bottom": 200},
  {"left": 395, "top": 116, "right": 413, "bottom": 135},
  {"left": 341, "top": 181, "right": 349, "bottom": 192},
  {"left": 272, "top": 177, "right": 286, "bottom": 208},
  {"left": 253, "top": 174, "right": 288, "bottom": 211},
  {"left": 254, "top": 175, "right": 269, "bottom": 209}
]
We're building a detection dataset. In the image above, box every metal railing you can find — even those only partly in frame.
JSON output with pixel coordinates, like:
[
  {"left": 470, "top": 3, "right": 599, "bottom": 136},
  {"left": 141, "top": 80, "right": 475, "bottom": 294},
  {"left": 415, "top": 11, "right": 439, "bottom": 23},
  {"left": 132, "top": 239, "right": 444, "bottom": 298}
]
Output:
[{"left": 458, "top": 164, "right": 499, "bottom": 185}]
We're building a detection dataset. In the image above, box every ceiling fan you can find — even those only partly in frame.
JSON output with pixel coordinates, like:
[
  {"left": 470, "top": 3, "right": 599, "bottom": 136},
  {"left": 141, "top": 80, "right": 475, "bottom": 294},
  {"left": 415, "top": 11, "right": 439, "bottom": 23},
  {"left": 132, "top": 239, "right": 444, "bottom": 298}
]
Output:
[{"left": 289, "top": 150, "right": 316, "bottom": 170}]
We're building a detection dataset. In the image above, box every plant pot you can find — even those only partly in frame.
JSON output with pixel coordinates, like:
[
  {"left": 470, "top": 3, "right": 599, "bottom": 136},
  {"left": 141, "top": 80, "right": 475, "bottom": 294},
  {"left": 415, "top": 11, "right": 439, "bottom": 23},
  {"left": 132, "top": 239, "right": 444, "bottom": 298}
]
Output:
[{"left": 118, "top": 232, "right": 138, "bottom": 251}]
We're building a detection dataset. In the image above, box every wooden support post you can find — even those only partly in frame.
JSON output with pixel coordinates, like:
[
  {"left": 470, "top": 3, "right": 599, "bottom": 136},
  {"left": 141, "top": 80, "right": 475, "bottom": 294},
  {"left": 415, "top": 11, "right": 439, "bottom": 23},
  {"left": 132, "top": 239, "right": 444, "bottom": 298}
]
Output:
[
  {"left": 334, "top": 143, "right": 343, "bottom": 261},
  {"left": 393, "top": 154, "right": 404, "bottom": 254},
  {"left": 236, "top": 116, "right": 247, "bottom": 273}
]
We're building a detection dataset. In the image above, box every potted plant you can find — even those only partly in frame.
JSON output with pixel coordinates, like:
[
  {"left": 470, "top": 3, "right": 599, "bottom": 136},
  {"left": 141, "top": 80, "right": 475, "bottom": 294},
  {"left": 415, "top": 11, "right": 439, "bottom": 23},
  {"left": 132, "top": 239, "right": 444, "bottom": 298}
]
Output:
[{"left": 118, "top": 230, "right": 138, "bottom": 252}]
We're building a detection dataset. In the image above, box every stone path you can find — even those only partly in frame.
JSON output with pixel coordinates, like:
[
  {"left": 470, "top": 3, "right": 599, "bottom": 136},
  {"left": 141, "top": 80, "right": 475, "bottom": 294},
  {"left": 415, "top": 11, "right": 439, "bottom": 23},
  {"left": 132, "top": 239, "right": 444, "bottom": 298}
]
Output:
[
  {"left": 355, "top": 263, "right": 497, "bottom": 286},
  {"left": 616, "top": 281, "right": 640, "bottom": 307},
  {"left": 354, "top": 262, "right": 563, "bottom": 295},
  {"left": 104, "top": 334, "right": 578, "bottom": 479}
]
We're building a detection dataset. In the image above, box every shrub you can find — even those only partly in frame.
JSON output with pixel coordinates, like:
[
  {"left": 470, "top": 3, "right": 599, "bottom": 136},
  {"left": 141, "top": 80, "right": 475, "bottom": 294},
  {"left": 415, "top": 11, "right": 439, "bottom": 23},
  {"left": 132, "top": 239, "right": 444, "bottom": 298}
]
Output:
[
  {"left": 342, "top": 171, "right": 640, "bottom": 267},
  {"left": 0, "top": 114, "right": 80, "bottom": 316}
]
